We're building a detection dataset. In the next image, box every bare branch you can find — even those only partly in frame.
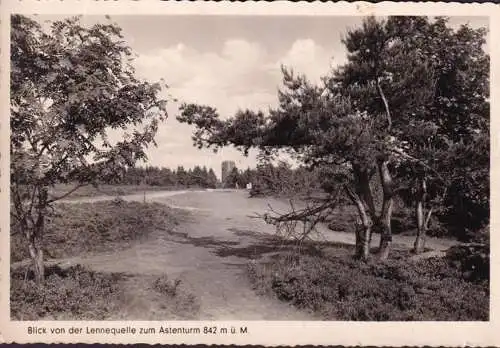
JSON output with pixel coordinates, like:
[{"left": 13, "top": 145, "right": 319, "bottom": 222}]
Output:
[
  {"left": 376, "top": 77, "right": 392, "bottom": 130},
  {"left": 47, "top": 183, "right": 88, "bottom": 204},
  {"left": 250, "top": 186, "right": 342, "bottom": 242}
]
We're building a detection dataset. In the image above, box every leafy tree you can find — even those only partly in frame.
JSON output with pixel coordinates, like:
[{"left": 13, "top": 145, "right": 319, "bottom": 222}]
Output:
[
  {"left": 177, "top": 16, "right": 489, "bottom": 260},
  {"left": 191, "top": 166, "right": 203, "bottom": 187},
  {"left": 175, "top": 166, "right": 187, "bottom": 186},
  {"left": 10, "top": 15, "right": 169, "bottom": 282},
  {"left": 179, "top": 65, "right": 387, "bottom": 259},
  {"left": 159, "top": 167, "right": 175, "bottom": 186},
  {"left": 224, "top": 167, "right": 241, "bottom": 188},
  {"left": 238, "top": 167, "right": 253, "bottom": 188},
  {"left": 366, "top": 17, "right": 489, "bottom": 249}
]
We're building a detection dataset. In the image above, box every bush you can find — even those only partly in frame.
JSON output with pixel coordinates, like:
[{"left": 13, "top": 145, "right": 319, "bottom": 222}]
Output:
[
  {"left": 152, "top": 274, "right": 182, "bottom": 297},
  {"left": 11, "top": 265, "right": 124, "bottom": 320},
  {"left": 446, "top": 242, "right": 489, "bottom": 282},
  {"left": 248, "top": 252, "right": 489, "bottom": 321},
  {"left": 11, "top": 200, "right": 178, "bottom": 262},
  {"left": 151, "top": 275, "right": 200, "bottom": 317}
]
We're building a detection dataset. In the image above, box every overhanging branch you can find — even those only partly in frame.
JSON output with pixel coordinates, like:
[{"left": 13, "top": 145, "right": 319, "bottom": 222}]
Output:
[
  {"left": 47, "top": 183, "right": 88, "bottom": 204},
  {"left": 249, "top": 187, "right": 342, "bottom": 242}
]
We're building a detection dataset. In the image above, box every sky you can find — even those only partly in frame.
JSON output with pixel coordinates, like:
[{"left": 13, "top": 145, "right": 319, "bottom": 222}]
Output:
[{"left": 36, "top": 15, "right": 489, "bottom": 178}]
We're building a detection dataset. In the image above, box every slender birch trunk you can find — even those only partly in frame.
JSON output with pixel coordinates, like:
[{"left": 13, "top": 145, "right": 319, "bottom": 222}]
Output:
[
  {"left": 28, "top": 188, "right": 48, "bottom": 284},
  {"left": 28, "top": 235, "right": 45, "bottom": 284},
  {"left": 414, "top": 177, "right": 431, "bottom": 254},
  {"left": 377, "top": 159, "right": 394, "bottom": 260}
]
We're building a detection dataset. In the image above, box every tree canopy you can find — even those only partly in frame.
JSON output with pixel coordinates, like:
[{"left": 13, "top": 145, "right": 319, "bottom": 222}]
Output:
[
  {"left": 178, "top": 16, "right": 489, "bottom": 259},
  {"left": 10, "top": 15, "right": 170, "bottom": 282}
]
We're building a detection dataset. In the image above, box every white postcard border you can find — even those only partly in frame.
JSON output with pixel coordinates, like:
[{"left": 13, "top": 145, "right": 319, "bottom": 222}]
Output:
[{"left": 1, "top": 0, "right": 499, "bottom": 345}]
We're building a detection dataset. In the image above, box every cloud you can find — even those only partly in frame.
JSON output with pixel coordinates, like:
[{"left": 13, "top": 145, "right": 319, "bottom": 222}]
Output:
[
  {"left": 130, "top": 38, "right": 334, "bottom": 170},
  {"left": 274, "top": 39, "right": 336, "bottom": 84}
]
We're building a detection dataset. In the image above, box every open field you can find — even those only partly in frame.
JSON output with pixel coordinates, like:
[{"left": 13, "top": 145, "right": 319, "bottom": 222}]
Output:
[
  {"left": 48, "top": 183, "right": 191, "bottom": 200},
  {"left": 11, "top": 199, "right": 184, "bottom": 262},
  {"left": 11, "top": 189, "right": 487, "bottom": 320}
]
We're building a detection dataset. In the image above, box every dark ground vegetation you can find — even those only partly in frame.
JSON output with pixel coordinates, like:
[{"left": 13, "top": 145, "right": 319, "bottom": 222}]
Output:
[
  {"left": 248, "top": 244, "right": 489, "bottom": 321},
  {"left": 11, "top": 264, "right": 125, "bottom": 320}
]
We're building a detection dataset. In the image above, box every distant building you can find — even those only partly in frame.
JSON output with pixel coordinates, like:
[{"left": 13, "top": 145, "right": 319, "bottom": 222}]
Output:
[{"left": 221, "top": 160, "right": 236, "bottom": 184}]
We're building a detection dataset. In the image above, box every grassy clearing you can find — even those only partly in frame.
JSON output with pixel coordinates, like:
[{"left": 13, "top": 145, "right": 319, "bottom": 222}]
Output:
[
  {"left": 11, "top": 264, "right": 125, "bottom": 320},
  {"left": 248, "top": 247, "right": 489, "bottom": 321},
  {"left": 48, "top": 183, "right": 179, "bottom": 200},
  {"left": 11, "top": 199, "right": 182, "bottom": 262}
]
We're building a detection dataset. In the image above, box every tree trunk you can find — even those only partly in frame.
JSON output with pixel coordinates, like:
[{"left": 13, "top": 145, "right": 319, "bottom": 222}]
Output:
[
  {"left": 28, "top": 237, "right": 44, "bottom": 284},
  {"left": 345, "top": 184, "right": 372, "bottom": 260},
  {"left": 29, "top": 188, "right": 48, "bottom": 284},
  {"left": 354, "top": 202, "right": 372, "bottom": 260},
  {"left": 377, "top": 159, "right": 394, "bottom": 260},
  {"left": 414, "top": 178, "right": 429, "bottom": 254}
]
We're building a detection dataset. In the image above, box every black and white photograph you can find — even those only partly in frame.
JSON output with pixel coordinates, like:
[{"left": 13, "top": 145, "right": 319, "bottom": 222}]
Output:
[{"left": 0, "top": 0, "right": 497, "bottom": 345}]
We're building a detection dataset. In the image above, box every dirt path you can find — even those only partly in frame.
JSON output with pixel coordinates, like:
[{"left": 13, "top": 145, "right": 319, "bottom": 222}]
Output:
[
  {"left": 40, "top": 190, "right": 458, "bottom": 320},
  {"left": 53, "top": 190, "right": 317, "bottom": 320}
]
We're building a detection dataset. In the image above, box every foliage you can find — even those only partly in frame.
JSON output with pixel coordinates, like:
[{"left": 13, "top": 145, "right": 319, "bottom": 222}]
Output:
[
  {"left": 248, "top": 252, "right": 489, "bottom": 321},
  {"left": 10, "top": 14, "right": 170, "bottom": 281},
  {"left": 446, "top": 240, "right": 489, "bottom": 282},
  {"left": 117, "top": 165, "right": 219, "bottom": 188},
  {"left": 245, "top": 162, "right": 321, "bottom": 197},
  {"left": 11, "top": 14, "right": 169, "bottom": 190},
  {"left": 152, "top": 274, "right": 182, "bottom": 297},
  {"left": 11, "top": 200, "right": 180, "bottom": 262},
  {"left": 11, "top": 264, "right": 125, "bottom": 320},
  {"left": 381, "top": 17, "right": 490, "bottom": 238},
  {"left": 223, "top": 167, "right": 241, "bottom": 188},
  {"left": 48, "top": 183, "right": 180, "bottom": 199}
]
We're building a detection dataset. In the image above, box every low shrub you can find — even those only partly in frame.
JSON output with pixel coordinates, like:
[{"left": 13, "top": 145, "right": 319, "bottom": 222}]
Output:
[
  {"left": 248, "top": 252, "right": 489, "bottom": 321},
  {"left": 152, "top": 274, "right": 182, "bottom": 297},
  {"left": 11, "top": 265, "right": 125, "bottom": 320},
  {"left": 11, "top": 200, "right": 179, "bottom": 262},
  {"left": 152, "top": 275, "right": 200, "bottom": 317}
]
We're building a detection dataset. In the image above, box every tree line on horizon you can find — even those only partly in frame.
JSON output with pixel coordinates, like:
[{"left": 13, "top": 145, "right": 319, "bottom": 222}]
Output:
[
  {"left": 117, "top": 165, "right": 219, "bottom": 189},
  {"left": 111, "top": 162, "right": 322, "bottom": 193}
]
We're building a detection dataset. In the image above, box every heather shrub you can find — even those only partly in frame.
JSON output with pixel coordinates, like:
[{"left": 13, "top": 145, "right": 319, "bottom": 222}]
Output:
[
  {"left": 153, "top": 274, "right": 182, "bottom": 297},
  {"left": 152, "top": 275, "right": 200, "bottom": 317},
  {"left": 11, "top": 264, "right": 125, "bottom": 320},
  {"left": 248, "top": 252, "right": 489, "bottom": 321},
  {"left": 11, "top": 200, "right": 178, "bottom": 262}
]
